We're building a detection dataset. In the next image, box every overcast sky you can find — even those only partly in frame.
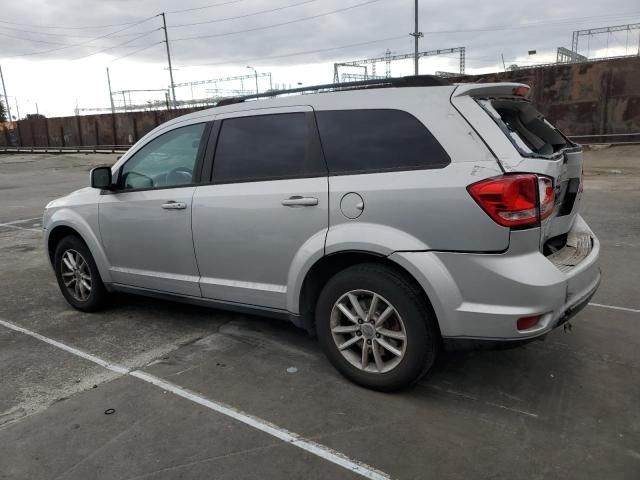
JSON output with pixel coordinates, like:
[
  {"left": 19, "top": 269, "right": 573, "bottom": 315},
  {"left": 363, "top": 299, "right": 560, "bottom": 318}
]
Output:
[{"left": 0, "top": 0, "right": 639, "bottom": 117}]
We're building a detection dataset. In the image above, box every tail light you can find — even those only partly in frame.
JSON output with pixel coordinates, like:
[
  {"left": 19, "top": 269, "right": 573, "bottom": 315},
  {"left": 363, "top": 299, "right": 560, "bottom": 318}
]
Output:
[
  {"left": 468, "top": 174, "right": 555, "bottom": 229},
  {"left": 538, "top": 176, "right": 554, "bottom": 220}
]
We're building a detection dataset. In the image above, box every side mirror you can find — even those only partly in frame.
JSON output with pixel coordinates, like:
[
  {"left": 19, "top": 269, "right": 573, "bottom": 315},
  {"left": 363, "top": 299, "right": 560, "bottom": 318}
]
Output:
[{"left": 91, "top": 167, "right": 113, "bottom": 190}]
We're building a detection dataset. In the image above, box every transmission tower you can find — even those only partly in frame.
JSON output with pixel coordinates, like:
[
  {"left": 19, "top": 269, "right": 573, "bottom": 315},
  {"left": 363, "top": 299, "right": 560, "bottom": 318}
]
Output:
[{"left": 334, "top": 47, "right": 465, "bottom": 83}]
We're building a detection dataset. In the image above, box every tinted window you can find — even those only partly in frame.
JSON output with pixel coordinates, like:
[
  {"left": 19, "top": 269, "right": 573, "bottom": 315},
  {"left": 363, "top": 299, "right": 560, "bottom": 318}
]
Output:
[
  {"left": 120, "top": 123, "right": 206, "bottom": 190},
  {"left": 212, "top": 113, "right": 325, "bottom": 183},
  {"left": 315, "top": 109, "right": 450, "bottom": 174}
]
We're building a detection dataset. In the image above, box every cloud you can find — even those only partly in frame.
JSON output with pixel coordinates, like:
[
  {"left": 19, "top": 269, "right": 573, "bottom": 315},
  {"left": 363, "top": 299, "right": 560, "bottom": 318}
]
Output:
[{"left": 0, "top": 0, "right": 638, "bottom": 115}]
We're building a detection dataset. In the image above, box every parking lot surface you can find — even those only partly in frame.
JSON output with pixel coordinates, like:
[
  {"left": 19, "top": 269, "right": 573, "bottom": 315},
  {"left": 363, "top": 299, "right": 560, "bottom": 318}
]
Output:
[{"left": 0, "top": 148, "right": 638, "bottom": 479}]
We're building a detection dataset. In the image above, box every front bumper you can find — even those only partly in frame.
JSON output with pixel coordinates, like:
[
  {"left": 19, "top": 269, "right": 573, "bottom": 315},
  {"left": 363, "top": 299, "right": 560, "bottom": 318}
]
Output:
[{"left": 389, "top": 215, "right": 601, "bottom": 343}]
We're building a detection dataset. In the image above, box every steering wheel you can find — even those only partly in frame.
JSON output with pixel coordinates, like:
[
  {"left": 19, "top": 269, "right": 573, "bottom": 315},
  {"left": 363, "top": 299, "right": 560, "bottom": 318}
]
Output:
[{"left": 166, "top": 166, "right": 193, "bottom": 186}]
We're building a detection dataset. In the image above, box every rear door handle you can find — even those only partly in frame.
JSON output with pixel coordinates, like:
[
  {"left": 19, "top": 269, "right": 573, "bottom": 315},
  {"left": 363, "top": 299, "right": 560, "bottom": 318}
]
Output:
[
  {"left": 281, "top": 196, "right": 319, "bottom": 207},
  {"left": 161, "top": 201, "right": 187, "bottom": 210}
]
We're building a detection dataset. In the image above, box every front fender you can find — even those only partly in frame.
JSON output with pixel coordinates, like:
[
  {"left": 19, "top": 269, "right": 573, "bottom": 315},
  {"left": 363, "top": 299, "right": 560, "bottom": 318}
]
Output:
[{"left": 45, "top": 208, "right": 112, "bottom": 284}]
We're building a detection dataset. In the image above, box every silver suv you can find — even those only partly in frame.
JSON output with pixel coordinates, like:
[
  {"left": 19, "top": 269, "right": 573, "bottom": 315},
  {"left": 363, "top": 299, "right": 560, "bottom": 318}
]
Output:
[{"left": 43, "top": 76, "right": 601, "bottom": 390}]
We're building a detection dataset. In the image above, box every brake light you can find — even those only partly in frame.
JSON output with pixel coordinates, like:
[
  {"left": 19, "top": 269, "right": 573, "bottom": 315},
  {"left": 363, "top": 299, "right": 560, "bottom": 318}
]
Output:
[
  {"left": 538, "top": 176, "right": 554, "bottom": 220},
  {"left": 467, "top": 174, "right": 555, "bottom": 228}
]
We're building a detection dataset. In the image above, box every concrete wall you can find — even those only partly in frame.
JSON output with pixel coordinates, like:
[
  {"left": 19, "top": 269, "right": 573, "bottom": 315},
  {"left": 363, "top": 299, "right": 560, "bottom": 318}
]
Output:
[{"left": 1, "top": 56, "right": 639, "bottom": 148}]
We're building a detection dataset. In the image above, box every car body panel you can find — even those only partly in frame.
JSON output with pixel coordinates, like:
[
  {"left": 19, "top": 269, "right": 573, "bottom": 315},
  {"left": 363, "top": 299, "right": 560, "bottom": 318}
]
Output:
[
  {"left": 99, "top": 186, "right": 201, "bottom": 297},
  {"left": 326, "top": 162, "right": 508, "bottom": 254},
  {"left": 392, "top": 215, "right": 600, "bottom": 340},
  {"left": 193, "top": 177, "right": 329, "bottom": 310},
  {"left": 44, "top": 188, "right": 113, "bottom": 284},
  {"left": 192, "top": 104, "right": 328, "bottom": 311}
]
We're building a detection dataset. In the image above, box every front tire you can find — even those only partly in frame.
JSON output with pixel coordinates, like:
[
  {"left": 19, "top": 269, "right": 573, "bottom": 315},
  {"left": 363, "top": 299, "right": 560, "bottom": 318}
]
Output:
[
  {"left": 316, "top": 263, "right": 439, "bottom": 391},
  {"left": 54, "top": 235, "right": 108, "bottom": 312}
]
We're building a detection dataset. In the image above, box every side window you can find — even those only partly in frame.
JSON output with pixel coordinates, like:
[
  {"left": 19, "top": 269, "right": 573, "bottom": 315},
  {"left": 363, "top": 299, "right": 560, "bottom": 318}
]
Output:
[
  {"left": 120, "top": 123, "right": 206, "bottom": 190},
  {"left": 212, "top": 113, "right": 325, "bottom": 184},
  {"left": 315, "top": 109, "right": 451, "bottom": 174}
]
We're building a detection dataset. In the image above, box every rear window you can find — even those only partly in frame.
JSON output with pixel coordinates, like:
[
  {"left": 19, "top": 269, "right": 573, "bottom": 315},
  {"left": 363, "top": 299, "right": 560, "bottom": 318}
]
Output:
[
  {"left": 315, "top": 109, "right": 450, "bottom": 175},
  {"left": 479, "top": 99, "right": 571, "bottom": 156}
]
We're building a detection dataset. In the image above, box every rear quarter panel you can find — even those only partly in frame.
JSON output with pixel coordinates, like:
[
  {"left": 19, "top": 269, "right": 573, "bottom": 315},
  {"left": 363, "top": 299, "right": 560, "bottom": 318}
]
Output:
[{"left": 319, "top": 87, "right": 509, "bottom": 253}]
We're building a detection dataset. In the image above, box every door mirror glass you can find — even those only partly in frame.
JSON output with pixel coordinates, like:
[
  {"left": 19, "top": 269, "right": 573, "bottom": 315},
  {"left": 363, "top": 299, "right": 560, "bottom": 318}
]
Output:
[{"left": 91, "top": 166, "right": 113, "bottom": 189}]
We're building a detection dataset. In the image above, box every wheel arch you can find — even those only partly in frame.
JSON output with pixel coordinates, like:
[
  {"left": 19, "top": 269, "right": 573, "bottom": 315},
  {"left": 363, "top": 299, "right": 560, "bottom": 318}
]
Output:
[
  {"left": 296, "top": 250, "right": 441, "bottom": 337},
  {"left": 46, "top": 213, "right": 112, "bottom": 284}
]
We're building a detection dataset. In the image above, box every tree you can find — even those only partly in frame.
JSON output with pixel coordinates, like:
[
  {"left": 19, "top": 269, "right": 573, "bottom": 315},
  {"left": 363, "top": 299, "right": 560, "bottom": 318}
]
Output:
[
  {"left": 25, "top": 113, "right": 45, "bottom": 120},
  {"left": 0, "top": 99, "right": 6, "bottom": 122}
]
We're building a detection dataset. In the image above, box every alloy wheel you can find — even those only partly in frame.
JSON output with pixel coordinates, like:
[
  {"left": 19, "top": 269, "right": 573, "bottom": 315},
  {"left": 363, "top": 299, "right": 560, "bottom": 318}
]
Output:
[
  {"left": 330, "top": 289, "right": 407, "bottom": 373},
  {"left": 60, "top": 249, "right": 92, "bottom": 302}
]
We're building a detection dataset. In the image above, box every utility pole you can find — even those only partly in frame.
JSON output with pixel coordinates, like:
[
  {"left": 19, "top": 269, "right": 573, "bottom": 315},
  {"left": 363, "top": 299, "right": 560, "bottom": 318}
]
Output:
[
  {"left": 35, "top": 103, "right": 39, "bottom": 115},
  {"left": 409, "top": 0, "right": 423, "bottom": 75},
  {"left": 0, "top": 64, "right": 13, "bottom": 122},
  {"left": 106, "top": 67, "right": 115, "bottom": 115},
  {"left": 14, "top": 98, "right": 20, "bottom": 120},
  {"left": 247, "top": 66, "right": 259, "bottom": 98},
  {"left": 160, "top": 13, "right": 177, "bottom": 108}
]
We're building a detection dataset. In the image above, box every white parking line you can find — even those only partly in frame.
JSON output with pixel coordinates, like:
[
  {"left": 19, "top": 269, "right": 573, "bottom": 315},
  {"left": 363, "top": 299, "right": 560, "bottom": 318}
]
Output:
[
  {"left": 0, "top": 318, "right": 391, "bottom": 480},
  {"left": 1, "top": 217, "right": 41, "bottom": 225},
  {"left": 589, "top": 303, "right": 640, "bottom": 314},
  {"left": 0, "top": 223, "right": 41, "bottom": 232}
]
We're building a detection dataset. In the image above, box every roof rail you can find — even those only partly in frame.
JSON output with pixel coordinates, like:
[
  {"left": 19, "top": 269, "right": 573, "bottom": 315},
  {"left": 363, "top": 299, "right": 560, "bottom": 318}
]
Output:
[{"left": 215, "top": 74, "right": 450, "bottom": 107}]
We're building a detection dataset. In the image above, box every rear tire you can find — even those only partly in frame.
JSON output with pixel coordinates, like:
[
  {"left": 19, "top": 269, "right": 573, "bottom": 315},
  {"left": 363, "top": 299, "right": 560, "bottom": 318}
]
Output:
[
  {"left": 54, "top": 235, "right": 109, "bottom": 312},
  {"left": 316, "top": 263, "right": 439, "bottom": 391}
]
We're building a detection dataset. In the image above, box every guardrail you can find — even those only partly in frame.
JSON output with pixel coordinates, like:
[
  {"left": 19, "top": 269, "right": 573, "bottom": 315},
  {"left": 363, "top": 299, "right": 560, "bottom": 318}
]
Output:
[
  {"left": 568, "top": 133, "right": 640, "bottom": 145},
  {"left": 0, "top": 145, "right": 130, "bottom": 154}
]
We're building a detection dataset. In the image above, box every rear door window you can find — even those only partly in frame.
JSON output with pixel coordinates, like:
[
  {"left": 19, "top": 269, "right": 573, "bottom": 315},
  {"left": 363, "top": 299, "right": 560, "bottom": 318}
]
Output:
[
  {"left": 212, "top": 112, "right": 326, "bottom": 183},
  {"left": 315, "top": 109, "right": 450, "bottom": 175}
]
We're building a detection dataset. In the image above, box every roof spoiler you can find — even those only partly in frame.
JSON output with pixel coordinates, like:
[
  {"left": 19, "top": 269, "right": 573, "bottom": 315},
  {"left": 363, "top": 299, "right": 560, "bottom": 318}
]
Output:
[{"left": 452, "top": 82, "right": 531, "bottom": 98}]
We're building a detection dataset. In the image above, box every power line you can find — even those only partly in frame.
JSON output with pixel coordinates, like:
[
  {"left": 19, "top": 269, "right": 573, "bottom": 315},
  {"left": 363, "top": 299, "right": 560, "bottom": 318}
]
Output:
[
  {"left": 0, "top": 0, "right": 244, "bottom": 30},
  {"left": 4, "top": 16, "right": 157, "bottom": 58},
  {"left": 169, "top": 0, "right": 319, "bottom": 28},
  {"left": 179, "top": 34, "right": 409, "bottom": 67},
  {"left": 0, "top": 17, "right": 143, "bottom": 31},
  {"left": 108, "top": 42, "right": 164, "bottom": 63},
  {"left": 0, "top": 24, "right": 158, "bottom": 39},
  {"left": 69, "top": 29, "right": 162, "bottom": 61},
  {"left": 172, "top": 0, "right": 388, "bottom": 42},
  {"left": 166, "top": 0, "right": 245, "bottom": 14},
  {"left": 420, "top": 12, "right": 640, "bottom": 36},
  {"left": 0, "top": 31, "right": 69, "bottom": 46}
]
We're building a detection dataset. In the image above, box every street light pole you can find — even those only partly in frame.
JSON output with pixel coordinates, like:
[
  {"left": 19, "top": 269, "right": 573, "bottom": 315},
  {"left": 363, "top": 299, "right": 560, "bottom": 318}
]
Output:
[
  {"left": 409, "top": 0, "right": 423, "bottom": 75},
  {"left": 247, "top": 66, "right": 259, "bottom": 99},
  {"left": 160, "top": 13, "right": 177, "bottom": 108},
  {"left": 106, "top": 67, "right": 115, "bottom": 115},
  {"left": 0, "top": 64, "right": 13, "bottom": 121}
]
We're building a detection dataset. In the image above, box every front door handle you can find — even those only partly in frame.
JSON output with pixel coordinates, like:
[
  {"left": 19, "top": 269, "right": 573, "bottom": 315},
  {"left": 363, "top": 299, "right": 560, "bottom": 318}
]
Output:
[
  {"left": 161, "top": 201, "right": 187, "bottom": 210},
  {"left": 281, "top": 196, "right": 318, "bottom": 207}
]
